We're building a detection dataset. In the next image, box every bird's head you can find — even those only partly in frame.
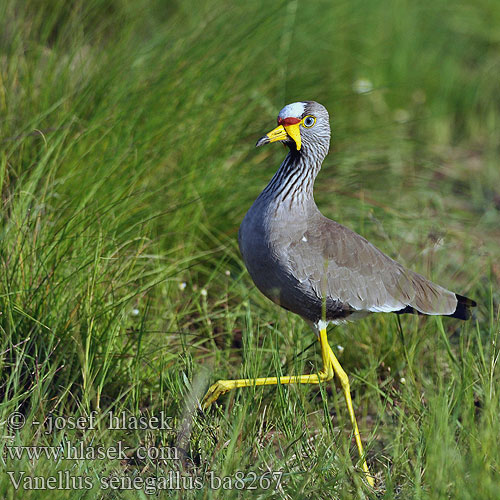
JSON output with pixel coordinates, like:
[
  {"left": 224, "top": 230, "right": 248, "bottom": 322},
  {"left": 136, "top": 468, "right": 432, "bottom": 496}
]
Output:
[{"left": 256, "top": 101, "right": 330, "bottom": 153}]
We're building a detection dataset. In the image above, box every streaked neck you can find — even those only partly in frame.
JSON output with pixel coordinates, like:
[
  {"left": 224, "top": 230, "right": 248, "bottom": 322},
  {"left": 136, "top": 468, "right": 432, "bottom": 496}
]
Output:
[{"left": 260, "top": 148, "right": 324, "bottom": 208}]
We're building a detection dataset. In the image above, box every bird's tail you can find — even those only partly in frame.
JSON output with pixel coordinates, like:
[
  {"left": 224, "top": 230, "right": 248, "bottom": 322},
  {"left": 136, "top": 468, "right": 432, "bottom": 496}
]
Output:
[{"left": 448, "top": 294, "right": 477, "bottom": 320}]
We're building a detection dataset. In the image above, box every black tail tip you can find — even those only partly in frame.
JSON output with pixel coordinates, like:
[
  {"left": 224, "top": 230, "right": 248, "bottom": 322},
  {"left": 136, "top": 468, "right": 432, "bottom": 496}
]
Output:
[{"left": 450, "top": 294, "right": 477, "bottom": 320}]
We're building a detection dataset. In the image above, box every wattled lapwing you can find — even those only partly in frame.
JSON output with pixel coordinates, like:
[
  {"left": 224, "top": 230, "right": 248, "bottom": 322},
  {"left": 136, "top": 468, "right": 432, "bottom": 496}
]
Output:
[{"left": 202, "top": 101, "right": 476, "bottom": 486}]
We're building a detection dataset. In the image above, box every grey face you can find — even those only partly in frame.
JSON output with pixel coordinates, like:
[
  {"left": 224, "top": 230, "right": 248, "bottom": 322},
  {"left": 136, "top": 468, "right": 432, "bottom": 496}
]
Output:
[{"left": 290, "top": 101, "right": 331, "bottom": 152}]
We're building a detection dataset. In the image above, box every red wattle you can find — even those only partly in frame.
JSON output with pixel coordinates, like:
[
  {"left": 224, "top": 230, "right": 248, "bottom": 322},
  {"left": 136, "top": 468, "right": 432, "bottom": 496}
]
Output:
[{"left": 277, "top": 117, "right": 301, "bottom": 126}]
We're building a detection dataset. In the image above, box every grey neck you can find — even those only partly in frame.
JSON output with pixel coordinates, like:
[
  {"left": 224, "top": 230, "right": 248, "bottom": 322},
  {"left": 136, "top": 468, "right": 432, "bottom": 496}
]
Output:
[{"left": 259, "top": 145, "right": 327, "bottom": 209}]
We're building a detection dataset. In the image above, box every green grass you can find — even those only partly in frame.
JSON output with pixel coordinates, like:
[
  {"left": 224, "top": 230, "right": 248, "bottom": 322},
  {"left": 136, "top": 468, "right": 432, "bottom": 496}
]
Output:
[{"left": 0, "top": 0, "right": 499, "bottom": 498}]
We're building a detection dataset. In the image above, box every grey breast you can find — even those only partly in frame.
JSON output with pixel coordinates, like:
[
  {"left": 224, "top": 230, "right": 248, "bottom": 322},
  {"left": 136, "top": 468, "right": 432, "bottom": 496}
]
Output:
[{"left": 238, "top": 196, "right": 332, "bottom": 322}]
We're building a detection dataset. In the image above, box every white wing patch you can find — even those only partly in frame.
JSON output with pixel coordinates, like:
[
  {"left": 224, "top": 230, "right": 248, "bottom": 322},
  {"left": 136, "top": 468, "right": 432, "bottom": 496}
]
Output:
[{"left": 367, "top": 303, "right": 403, "bottom": 313}]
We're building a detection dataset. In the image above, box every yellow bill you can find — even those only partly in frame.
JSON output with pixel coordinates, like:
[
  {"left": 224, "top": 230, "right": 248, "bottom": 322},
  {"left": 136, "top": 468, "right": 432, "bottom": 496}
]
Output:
[{"left": 256, "top": 123, "right": 302, "bottom": 150}]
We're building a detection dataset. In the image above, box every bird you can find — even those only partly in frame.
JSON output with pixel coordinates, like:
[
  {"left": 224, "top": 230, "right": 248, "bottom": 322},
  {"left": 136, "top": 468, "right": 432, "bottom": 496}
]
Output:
[{"left": 202, "top": 101, "right": 476, "bottom": 486}]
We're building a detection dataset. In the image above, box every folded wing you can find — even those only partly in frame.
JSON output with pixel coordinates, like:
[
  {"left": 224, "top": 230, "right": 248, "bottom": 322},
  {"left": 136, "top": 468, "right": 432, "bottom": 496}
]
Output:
[{"left": 285, "top": 216, "right": 459, "bottom": 316}]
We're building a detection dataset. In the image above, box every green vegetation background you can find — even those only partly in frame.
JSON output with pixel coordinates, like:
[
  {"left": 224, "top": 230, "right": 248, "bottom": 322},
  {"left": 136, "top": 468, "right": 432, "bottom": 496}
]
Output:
[{"left": 0, "top": 0, "right": 499, "bottom": 498}]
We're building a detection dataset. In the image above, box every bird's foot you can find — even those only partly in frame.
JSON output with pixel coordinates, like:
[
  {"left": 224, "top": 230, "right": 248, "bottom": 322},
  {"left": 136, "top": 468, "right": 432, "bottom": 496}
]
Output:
[{"left": 201, "top": 380, "right": 234, "bottom": 409}]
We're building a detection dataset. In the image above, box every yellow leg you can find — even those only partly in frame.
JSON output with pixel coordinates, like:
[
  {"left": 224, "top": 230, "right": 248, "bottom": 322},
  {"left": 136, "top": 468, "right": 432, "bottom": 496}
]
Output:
[
  {"left": 202, "top": 327, "right": 374, "bottom": 487},
  {"left": 326, "top": 343, "right": 374, "bottom": 487},
  {"left": 202, "top": 327, "right": 333, "bottom": 407}
]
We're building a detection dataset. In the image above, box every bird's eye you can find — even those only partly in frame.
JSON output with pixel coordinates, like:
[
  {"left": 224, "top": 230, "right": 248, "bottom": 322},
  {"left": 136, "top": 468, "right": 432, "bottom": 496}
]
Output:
[{"left": 302, "top": 115, "right": 316, "bottom": 128}]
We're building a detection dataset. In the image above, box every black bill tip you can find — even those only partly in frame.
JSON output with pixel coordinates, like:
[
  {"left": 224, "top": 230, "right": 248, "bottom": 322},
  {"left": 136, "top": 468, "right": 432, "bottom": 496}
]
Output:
[{"left": 255, "top": 135, "right": 270, "bottom": 148}]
